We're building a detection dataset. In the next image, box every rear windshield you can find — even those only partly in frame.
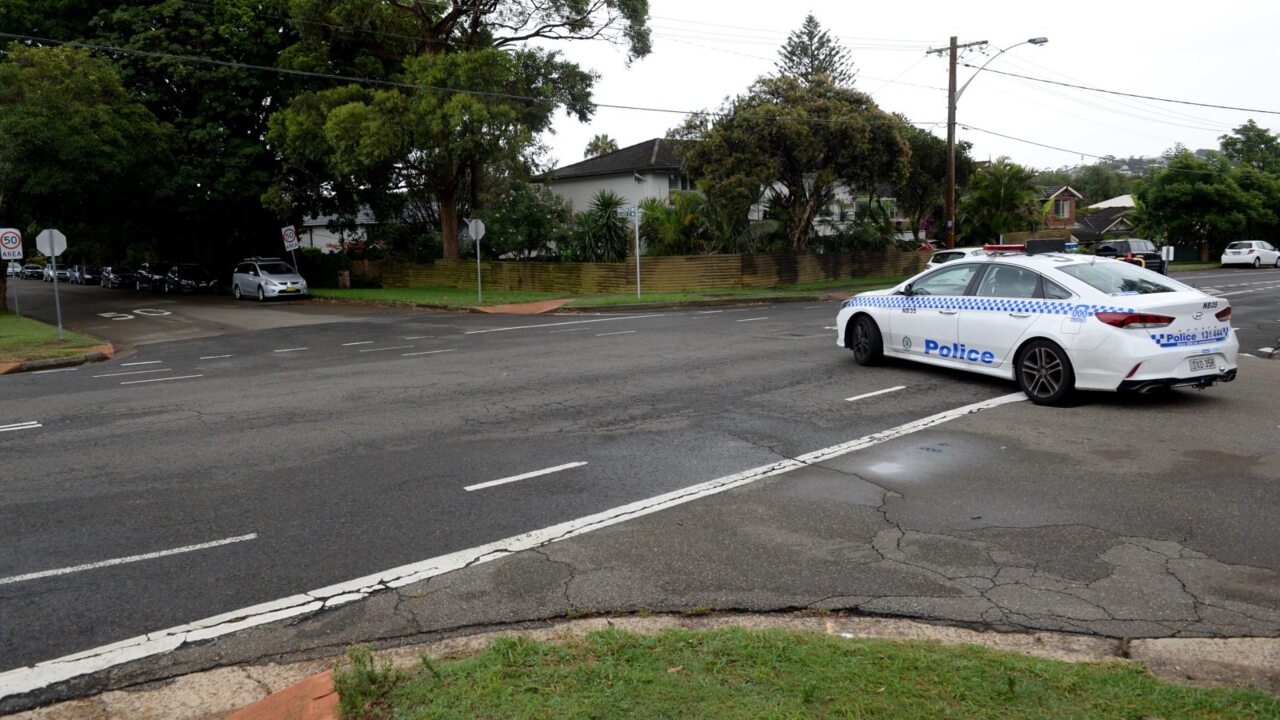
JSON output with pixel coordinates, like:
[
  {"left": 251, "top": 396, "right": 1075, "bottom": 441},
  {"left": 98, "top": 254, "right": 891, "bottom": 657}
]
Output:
[
  {"left": 258, "top": 263, "right": 295, "bottom": 275},
  {"left": 1058, "top": 260, "right": 1184, "bottom": 295},
  {"left": 1226, "top": 242, "right": 1251, "bottom": 250},
  {"left": 1129, "top": 240, "right": 1156, "bottom": 253}
]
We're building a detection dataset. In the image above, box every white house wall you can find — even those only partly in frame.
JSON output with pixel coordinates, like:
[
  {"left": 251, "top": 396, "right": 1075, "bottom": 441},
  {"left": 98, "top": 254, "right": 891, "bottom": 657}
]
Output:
[{"left": 552, "top": 172, "right": 672, "bottom": 213}]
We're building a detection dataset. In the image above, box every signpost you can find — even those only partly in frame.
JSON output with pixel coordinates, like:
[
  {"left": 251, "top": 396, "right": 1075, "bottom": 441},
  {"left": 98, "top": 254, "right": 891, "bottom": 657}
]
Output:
[
  {"left": 281, "top": 225, "right": 300, "bottom": 272},
  {"left": 2, "top": 229, "right": 22, "bottom": 316},
  {"left": 465, "top": 218, "right": 486, "bottom": 304},
  {"left": 36, "top": 229, "right": 67, "bottom": 339},
  {"left": 616, "top": 207, "right": 642, "bottom": 298}
]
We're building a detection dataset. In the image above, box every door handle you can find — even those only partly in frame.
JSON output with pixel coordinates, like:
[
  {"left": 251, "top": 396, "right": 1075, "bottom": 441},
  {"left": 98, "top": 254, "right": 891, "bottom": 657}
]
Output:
[
  {"left": 939, "top": 309, "right": 960, "bottom": 315},
  {"left": 1009, "top": 312, "right": 1032, "bottom": 318}
]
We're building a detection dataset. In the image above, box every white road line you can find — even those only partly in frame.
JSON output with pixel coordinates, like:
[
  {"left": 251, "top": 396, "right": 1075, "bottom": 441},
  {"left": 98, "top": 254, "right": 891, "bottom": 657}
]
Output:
[
  {"left": 464, "top": 314, "right": 663, "bottom": 335},
  {"left": 120, "top": 361, "right": 162, "bottom": 367},
  {"left": 1218, "top": 284, "right": 1280, "bottom": 297},
  {"left": 1184, "top": 271, "right": 1280, "bottom": 282},
  {"left": 92, "top": 369, "right": 173, "bottom": 378},
  {"left": 359, "top": 345, "right": 413, "bottom": 353},
  {"left": 1259, "top": 347, "right": 1276, "bottom": 355},
  {"left": 549, "top": 328, "right": 589, "bottom": 333},
  {"left": 0, "top": 421, "right": 41, "bottom": 433},
  {"left": 0, "top": 534, "right": 258, "bottom": 587},
  {"left": 31, "top": 368, "right": 77, "bottom": 374},
  {"left": 736, "top": 317, "right": 769, "bottom": 323},
  {"left": 273, "top": 348, "right": 309, "bottom": 353},
  {"left": 804, "top": 306, "right": 826, "bottom": 309},
  {"left": 0, "top": 392, "right": 1024, "bottom": 700},
  {"left": 402, "top": 349, "right": 457, "bottom": 357},
  {"left": 464, "top": 461, "right": 589, "bottom": 492},
  {"left": 846, "top": 386, "right": 907, "bottom": 403},
  {"left": 120, "top": 374, "right": 205, "bottom": 385},
  {"left": 403, "top": 336, "right": 433, "bottom": 340},
  {"left": 198, "top": 355, "right": 233, "bottom": 360},
  {"left": 694, "top": 310, "right": 724, "bottom": 315},
  {"left": 342, "top": 341, "right": 373, "bottom": 347},
  {"left": 823, "top": 326, "right": 838, "bottom": 330},
  {"left": 595, "top": 330, "right": 636, "bottom": 337}
]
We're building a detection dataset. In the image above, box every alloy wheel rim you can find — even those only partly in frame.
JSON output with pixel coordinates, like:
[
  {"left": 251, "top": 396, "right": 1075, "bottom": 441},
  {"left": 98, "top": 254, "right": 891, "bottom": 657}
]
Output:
[
  {"left": 1021, "top": 347, "right": 1063, "bottom": 398},
  {"left": 853, "top": 323, "right": 869, "bottom": 356}
]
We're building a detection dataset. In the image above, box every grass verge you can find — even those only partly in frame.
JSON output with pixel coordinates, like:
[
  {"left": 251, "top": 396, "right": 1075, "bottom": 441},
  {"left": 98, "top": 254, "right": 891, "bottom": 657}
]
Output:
[
  {"left": 336, "top": 628, "right": 1278, "bottom": 720},
  {"left": 1168, "top": 261, "right": 1223, "bottom": 273},
  {"left": 0, "top": 312, "right": 105, "bottom": 364}
]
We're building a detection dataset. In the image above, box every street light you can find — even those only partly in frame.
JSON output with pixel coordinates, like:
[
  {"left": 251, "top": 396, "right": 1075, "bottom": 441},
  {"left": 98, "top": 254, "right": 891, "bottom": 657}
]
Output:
[{"left": 936, "top": 36, "right": 1047, "bottom": 248}]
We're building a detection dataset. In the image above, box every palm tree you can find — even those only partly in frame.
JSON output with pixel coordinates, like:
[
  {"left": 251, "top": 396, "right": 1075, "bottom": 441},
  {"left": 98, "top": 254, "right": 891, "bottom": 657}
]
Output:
[
  {"left": 583, "top": 134, "right": 619, "bottom": 159},
  {"left": 958, "top": 157, "right": 1040, "bottom": 244}
]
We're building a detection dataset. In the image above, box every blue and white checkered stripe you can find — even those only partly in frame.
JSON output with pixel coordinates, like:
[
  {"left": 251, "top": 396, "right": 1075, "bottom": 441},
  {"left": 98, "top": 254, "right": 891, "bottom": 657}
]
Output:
[{"left": 842, "top": 295, "right": 1135, "bottom": 316}]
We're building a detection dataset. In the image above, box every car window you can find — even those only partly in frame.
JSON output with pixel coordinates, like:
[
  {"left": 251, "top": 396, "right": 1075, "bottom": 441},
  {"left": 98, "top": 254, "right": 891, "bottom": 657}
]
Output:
[
  {"left": 1131, "top": 240, "right": 1154, "bottom": 253},
  {"left": 931, "top": 252, "right": 958, "bottom": 264},
  {"left": 975, "top": 265, "right": 1040, "bottom": 299},
  {"left": 910, "top": 264, "right": 981, "bottom": 297},
  {"left": 258, "top": 262, "right": 295, "bottom": 275},
  {"left": 235, "top": 263, "right": 250, "bottom": 274},
  {"left": 1042, "top": 278, "right": 1072, "bottom": 300},
  {"left": 1226, "top": 242, "right": 1248, "bottom": 250},
  {"left": 1059, "top": 261, "right": 1182, "bottom": 295}
]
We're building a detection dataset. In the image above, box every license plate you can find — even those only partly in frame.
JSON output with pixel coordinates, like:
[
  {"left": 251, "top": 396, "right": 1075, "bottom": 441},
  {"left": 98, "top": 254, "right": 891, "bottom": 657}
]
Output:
[
  {"left": 283, "top": 287, "right": 299, "bottom": 293},
  {"left": 1189, "top": 357, "right": 1216, "bottom": 373}
]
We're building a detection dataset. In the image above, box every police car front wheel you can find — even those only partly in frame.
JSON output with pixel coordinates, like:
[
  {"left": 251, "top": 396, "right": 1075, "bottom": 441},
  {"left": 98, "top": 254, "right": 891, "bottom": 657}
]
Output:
[
  {"left": 849, "top": 315, "right": 884, "bottom": 366},
  {"left": 1016, "top": 340, "right": 1075, "bottom": 406}
]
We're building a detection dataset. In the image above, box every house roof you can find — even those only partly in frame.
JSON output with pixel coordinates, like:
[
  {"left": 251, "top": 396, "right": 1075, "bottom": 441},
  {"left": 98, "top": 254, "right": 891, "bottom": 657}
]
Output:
[
  {"left": 1040, "top": 185, "right": 1084, "bottom": 200},
  {"left": 1072, "top": 206, "right": 1132, "bottom": 242},
  {"left": 302, "top": 207, "right": 379, "bottom": 228},
  {"left": 542, "top": 138, "right": 683, "bottom": 181}
]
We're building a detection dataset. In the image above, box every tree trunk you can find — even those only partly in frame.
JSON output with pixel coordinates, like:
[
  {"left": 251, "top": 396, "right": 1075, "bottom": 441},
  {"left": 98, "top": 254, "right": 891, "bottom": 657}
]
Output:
[
  {"left": 440, "top": 158, "right": 460, "bottom": 260},
  {"left": 0, "top": 275, "right": 7, "bottom": 313}
]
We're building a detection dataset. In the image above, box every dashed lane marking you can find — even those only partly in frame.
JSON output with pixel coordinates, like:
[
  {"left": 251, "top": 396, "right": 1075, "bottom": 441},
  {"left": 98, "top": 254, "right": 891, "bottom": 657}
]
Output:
[
  {"left": 595, "top": 330, "right": 636, "bottom": 337},
  {"left": 401, "top": 349, "right": 457, "bottom": 357},
  {"left": 0, "top": 421, "right": 41, "bottom": 433},
  {"left": 403, "top": 336, "right": 433, "bottom": 340},
  {"left": 120, "top": 361, "right": 162, "bottom": 367},
  {"left": 358, "top": 345, "right": 414, "bottom": 353},
  {"left": 92, "top": 369, "right": 174, "bottom": 378},
  {"left": 272, "top": 348, "right": 309, "bottom": 353},
  {"left": 846, "top": 386, "right": 907, "bottom": 403},
  {"left": 198, "top": 355, "right": 233, "bottom": 360},
  {"left": 120, "top": 374, "right": 205, "bottom": 385},
  {"left": 464, "top": 461, "right": 589, "bottom": 492},
  {"left": 464, "top": 314, "right": 663, "bottom": 335},
  {"left": 342, "top": 341, "right": 373, "bottom": 347},
  {"left": 31, "top": 368, "right": 77, "bottom": 374},
  {"left": 0, "top": 534, "right": 258, "bottom": 586},
  {"left": 736, "top": 317, "right": 769, "bottom": 323}
]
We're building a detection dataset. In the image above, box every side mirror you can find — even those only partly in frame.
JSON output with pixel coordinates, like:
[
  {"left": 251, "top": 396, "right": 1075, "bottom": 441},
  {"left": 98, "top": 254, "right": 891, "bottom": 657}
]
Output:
[{"left": 900, "top": 283, "right": 914, "bottom": 296}]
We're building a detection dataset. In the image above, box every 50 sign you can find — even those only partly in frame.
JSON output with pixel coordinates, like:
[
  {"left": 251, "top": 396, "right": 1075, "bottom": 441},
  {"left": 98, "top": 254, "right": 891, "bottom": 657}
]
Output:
[{"left": 98, "top": 308, "right": 173, "bottom": 321}]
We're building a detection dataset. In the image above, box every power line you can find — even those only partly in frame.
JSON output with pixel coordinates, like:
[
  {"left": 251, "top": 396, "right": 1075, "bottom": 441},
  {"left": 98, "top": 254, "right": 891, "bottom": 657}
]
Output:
[{"left": 961, "top": 65, "right": 1280, "bottom": 116}]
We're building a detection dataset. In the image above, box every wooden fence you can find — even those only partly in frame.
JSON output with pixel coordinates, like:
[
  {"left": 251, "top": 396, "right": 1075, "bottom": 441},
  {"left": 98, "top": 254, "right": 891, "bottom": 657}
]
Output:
[{"left": 383, "top": 249, "right": 926, "bottom": 293}]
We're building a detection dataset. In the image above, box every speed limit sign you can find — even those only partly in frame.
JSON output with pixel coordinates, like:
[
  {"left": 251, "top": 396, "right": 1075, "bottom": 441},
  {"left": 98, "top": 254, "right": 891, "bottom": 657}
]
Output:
[
  {"left": 281, "top": 225, "right": 300, "bottom": 252},
  {"left": 0, "top": 228, "right": 21, "bottom": 260}
]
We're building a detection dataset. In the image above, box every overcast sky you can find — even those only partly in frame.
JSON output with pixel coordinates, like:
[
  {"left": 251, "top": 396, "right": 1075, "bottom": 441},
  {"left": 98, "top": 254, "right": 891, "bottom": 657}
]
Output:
[{"left": 538, "top": 0, "right": 1280, "bottom": 173}]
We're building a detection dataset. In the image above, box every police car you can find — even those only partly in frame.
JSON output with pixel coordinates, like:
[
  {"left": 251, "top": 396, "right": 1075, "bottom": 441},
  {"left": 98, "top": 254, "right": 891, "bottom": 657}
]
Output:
[{"left": 836, "top": 240, "right": 1239, "bottom": 405}]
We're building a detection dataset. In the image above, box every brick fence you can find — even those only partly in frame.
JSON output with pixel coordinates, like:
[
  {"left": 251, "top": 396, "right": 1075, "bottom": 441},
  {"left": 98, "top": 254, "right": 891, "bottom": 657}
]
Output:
[{"left": 383, "top": 249, "right": 926, "bottom": 293}]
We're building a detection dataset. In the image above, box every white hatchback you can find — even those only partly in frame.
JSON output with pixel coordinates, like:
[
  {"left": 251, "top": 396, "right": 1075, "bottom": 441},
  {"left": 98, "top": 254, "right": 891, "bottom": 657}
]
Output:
[
  {"left": 1220, "top": 240, "right": 1279, "bottom": 268},
  {"left": 836, "top": 250, "right": 1239, "bottom": 405}
]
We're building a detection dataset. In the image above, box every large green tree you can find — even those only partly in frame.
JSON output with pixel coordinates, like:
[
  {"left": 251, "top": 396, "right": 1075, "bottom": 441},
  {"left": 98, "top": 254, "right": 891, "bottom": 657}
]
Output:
[
  {"left": 957, "top": 157, "right": 1040, "bottom": 244},
  {"left": 268, "top": 0, "right": 651, "bottom": 260},
  {"left": 675, "top": 76, "right": 907, "bottom": 251},
  {"left": 1219, "top": 119, "right": 1280, "bottom": 173},
  {"left": 775, "top": 14, "right": 855, "bottom": 87},
  {"left": 895, "top": 126, "right": 975, "bottom": 241}
]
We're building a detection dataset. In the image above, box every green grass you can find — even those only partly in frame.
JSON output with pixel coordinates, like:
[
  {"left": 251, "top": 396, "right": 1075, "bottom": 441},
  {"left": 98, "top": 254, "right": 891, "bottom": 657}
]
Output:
[
  {"left": 1168, "top": 261, "right": 1224, "bottom": 272},
  {"left": 311, "top": 275, "right": 908, "bottom": 311},
  {"left": 0, "top": 312, "right": 105, "bottom": 364},
  {"left": 336, "top": 628, "right": 1278, "bottom": 720}
]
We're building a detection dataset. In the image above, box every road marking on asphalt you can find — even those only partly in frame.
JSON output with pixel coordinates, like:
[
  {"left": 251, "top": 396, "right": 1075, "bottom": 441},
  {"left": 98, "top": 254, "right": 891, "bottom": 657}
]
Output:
[
  {"left": 120, "top": 361, "right": 162, "bottom": 367},
  {"left": 550, "top": 328, "right": 589, "bottom": 333},
  {"left": 824, "top": 326, "right": 837, "bottom": 330},
  {"left": 273, "top": 348, "right": 309, "bottom": 353},
  {"left": 596, "top": 330, "right": 636, "bottom": 337},
  {"left": 1218, "top": 284, "right": 1280, "bottom": 297},
  {"left": 359, "top": 345, "right": 413, "bottom": 353},
  {"left": 0, "top": 534, "right": 258, "bottom": 587},
  {"left": 1260, "top": 347, "right": 1276, "bottom": 355},
  {"left": 736, "top": 317, "right": 769, "bottom": 323},
  {"left": 31, "top": 367, "right": 77, "bottom": 374},
  {"left": 694, "top": 310, "right": 724, "bottom": 315},
  {"left": 403, "top": 336, "right": 434, "bottom": 340},
  {"left": 464, "top": 314, "right": 663, "bottom": 335},
  {"left": 120, "top": 374, "right": 205, "bottom": 385},
  {"left": 198, "top": 355, "right": 233, "bottom": 360},
  {"left": 0, "top": 421, "right": 41, "bottom": 433},
  {"left": 342, "top": 341, "right": 374, "bottom": 346},
  {"left": 846, "top": 386, "right": 907, "bottom": 403},
  {"left": 401, "top": 349, "right": 457, "bottom": 357},
  {"left": 92, "top": 368, "right": 174, "bottom": 378},
  {"left": 1185, "top": 271, "right": 1280, "bottom": 282},
  {"left": 0, "top": 392, "right": 1024, "bottom": 700},
  {"left": 465, "top": 461, "right": 589, "bottom": 492},
  {"left": 804, "top": 306, "right": 826, "bottom": 309}
]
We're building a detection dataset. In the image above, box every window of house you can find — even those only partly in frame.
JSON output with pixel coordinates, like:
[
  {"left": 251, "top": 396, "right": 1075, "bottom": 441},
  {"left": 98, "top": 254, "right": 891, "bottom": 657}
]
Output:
[{"left": 1053, "top": 198, "right": 1071, "bottom": 218}]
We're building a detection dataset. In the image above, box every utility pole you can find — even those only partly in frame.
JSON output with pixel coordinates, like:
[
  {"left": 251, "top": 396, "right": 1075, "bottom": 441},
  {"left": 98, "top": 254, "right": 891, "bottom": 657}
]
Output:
[{"left": 928, "top": 37, "right": 987, "bottom": 249}]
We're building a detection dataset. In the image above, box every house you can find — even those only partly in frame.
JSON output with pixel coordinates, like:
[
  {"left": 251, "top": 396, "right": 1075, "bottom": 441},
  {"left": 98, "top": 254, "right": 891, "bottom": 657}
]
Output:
[
  {"left": 1071, "top": 194, "right": 1136, "bottom": 244},
  {"left": 300, "top": 208, "right": 379, "bottom": 253},
  {"left": 539, "top": 138, "right": 689, "bottom": 212},
  {"left": 1040, "top": 185, "right": 1084, "bottom": 229}
]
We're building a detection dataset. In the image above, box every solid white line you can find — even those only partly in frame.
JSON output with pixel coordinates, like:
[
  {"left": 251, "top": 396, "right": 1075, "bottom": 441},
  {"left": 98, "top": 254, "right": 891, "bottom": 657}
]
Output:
[
  {"left": 198, "top": 355, "right": 233, "bottom": 360},
  {"left": 0, "top": 422, "right": 41, "bottom": 433},
  {"left": 1259, "top": 347, "right": 1275, "bottom": 354},
  {"left": 359, "top": 345, "right": 413, "bottom": 353},
  {"left": 342, "top": 341, "right": 373, "bottom": 346},
  {"left": 92, "top": 369, "right": 172, "bottom": 378},
  {"left": 595, "top": 330, "right": 637, "bottom": 337},
  {"left": 846, "top": 386, "right": 907, "bottom": 403},
  {"left": 464, "top": 314, "right": 663, "bottom": 335},
  {"left": 736, "top": 317, "right": 769, "bottom": 323},
  {"left": 120, "top": 374, "right": 204, "bottom": 385},
  {"left": 0, "top": 392, "right": 1024, "bottom": 700},
  {"left": 0, "top": 534, "right": 258, "bottom": 587},
  {"left": 401, "top": 349, "right": 457, "bottom": 357},
  {"left": 464, "top": 461, "right": 589, "bottom": 492},
  {"left": 31, "top": 368, "right": 77, "bottom": 374},
  {"left": 273, "top": 348, "right": 308, "bottom": 353},
  {"left": 120, "top": 361, "right": 162, "bottom": 367}
]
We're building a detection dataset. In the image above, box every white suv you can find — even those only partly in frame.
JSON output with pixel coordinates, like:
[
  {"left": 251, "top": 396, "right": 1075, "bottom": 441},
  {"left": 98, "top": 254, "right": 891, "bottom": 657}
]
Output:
[{"left": 231, "top": 258, "right": 308, "bottom": 301}]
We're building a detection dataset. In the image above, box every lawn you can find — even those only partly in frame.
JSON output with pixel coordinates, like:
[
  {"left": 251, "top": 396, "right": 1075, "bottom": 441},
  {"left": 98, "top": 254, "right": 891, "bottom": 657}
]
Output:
[
  {"left": 0, "top": 312, "right": 105, "bottom": 364},
  {"left": 337, "top": 628, "right": 1278, "bottom": 720}
]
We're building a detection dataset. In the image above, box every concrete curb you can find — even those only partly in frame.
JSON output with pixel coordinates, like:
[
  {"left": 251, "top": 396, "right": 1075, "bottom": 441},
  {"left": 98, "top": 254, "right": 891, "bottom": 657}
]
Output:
[
  {"left": 12, "top": 613, "right": 1278, "bottom": 719},
  {"left": 310, "top": 292, "right": 855, "bottom": 315},
  {"left": 0, "top": 345, "right": 114, "bottom": 375}
]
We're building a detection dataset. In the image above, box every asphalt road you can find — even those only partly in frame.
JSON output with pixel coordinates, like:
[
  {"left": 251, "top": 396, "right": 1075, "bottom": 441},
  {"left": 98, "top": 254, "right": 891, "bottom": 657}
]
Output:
[{"left": 1, "top": 267, "right": 1278, "bottom": 708}]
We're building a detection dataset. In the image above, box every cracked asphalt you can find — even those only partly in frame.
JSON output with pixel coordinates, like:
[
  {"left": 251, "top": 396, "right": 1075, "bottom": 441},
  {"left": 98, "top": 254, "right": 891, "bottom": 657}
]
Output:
[{"left": 1, "top": 271, "right": 1279, "bottom": 712}]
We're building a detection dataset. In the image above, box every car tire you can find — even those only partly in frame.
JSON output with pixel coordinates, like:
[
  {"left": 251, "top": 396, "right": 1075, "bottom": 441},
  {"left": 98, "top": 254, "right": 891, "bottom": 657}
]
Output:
[
  {"left": 849, "top": 315, "right": 884, "bottom": 366},
  {"left": 1253, "top": 257, "right": 1261, "bottom": 268},
  {"left": 1016, "top": 339, "right": 1075, "bottom": 407},
  {"left": 257, "top": 286, "right": 265, "bottom": 302},
  {"left": 1274, "top": 256, "right": 1279, "bottom": 268},
  {"left": 233, "top": 284, "right": 242, "bottom": 300}
]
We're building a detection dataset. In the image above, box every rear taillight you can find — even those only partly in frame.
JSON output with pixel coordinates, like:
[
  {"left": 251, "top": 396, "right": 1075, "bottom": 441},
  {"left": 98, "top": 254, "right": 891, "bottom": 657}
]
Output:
[
  {"left": 1215, "top": 306, "right": 1232, "bottom": 322},
  {"left": 1247, "top": 249, "right": 1256, "bottom": 255},
  {"left": 1095, "top": 312, "right": 1175, "bottom": 328}
]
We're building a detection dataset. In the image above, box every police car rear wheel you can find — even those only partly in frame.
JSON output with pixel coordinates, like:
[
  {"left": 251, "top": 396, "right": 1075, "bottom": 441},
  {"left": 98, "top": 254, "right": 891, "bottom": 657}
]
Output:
[
  {"left": 850, "top": 315, "right": 884, "bottom": 366},
  {"left": 1016, "top": 340, "right": 1074, "bottom": 406}
]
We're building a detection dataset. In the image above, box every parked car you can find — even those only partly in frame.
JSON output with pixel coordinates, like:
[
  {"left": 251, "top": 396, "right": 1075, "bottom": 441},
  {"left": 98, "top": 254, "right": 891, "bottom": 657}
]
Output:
[
  {"left": 68, "top": 265, "right": 100, "bottom": 285},
  {"left": 42, "top": 264, "right": 70, "bottom": 282},
  {"left": 1220, "top": 240, "right": 1280, "bottom": 268},
  {"left": 231, "top": 257, "right": 308, "bottom": 301},
  {"left": 135, "top": 261, "right": 174, "bottom": 292},
  {"left": 20, "top": 263, "right": 43, "bottom": 279},
  {"left": 164, "top": 263, "right": 219, "bottom": 293},
  {"left": 100, "top": 265, "right": 138, "bottom": 289},
  {"left": 1094, "top": 238, "right": 1166, "bottom": 275},
  {"left": 926, "top": 247, "right": 988, "bottom": 269},
  {"left": 6, "top": 261, "right": 20, "bottom": 277}
]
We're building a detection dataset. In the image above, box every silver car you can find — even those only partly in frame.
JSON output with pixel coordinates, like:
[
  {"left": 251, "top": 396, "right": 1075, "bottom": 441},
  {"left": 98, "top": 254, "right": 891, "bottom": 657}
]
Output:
[{"left": 231, "top": 258, "right": 308, "bottom": 301}]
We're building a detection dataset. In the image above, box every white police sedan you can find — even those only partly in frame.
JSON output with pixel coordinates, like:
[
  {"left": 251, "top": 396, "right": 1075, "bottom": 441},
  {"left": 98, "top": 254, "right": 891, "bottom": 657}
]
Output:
[{"left": 836, "top": 246, "right": 1239, "bottom": 405}]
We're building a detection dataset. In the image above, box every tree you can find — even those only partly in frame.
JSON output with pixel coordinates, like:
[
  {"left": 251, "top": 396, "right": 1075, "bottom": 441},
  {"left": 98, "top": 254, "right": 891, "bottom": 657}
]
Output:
[
  {"left": 474, "top": 179, "right": 573, "bottom": 260},
  {"left": 584, "top": 134, "right": 619, "bottom": 158},
  {"left": 675, "top": 76, "right": 907, "bottom": 251},
  {"left": 775, "top": 14, "right": 855, "bottom": 87},
  {"left": 1132, "top": 150, "right": 1257, "bottom": 259},
  {"left": 566, "top": 190, "right": 630, "bottom": 262},
  {"left": 1072, "top": 164, "right": 1132, "bottom": 206},
  {"left": 1219, "top": 120, "right": 1280, "bottom": 173},
  {"left": 269, "top": 0, "right": 652, "bottom": 261},
  {"left": 957, "top": 157, "right": 1039, "bottom": 244},
  {"left": 895, "top": 126, "right": 975, "bottom": 240}
]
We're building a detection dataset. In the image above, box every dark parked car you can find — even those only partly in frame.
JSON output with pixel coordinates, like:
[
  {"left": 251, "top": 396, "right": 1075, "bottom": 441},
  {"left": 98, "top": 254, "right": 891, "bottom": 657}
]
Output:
[
  {"left": 1094, "top": 239, "right": 1166, "bottom": 275},
  {"left": 101, "top": 265, "right": 138, "bottom": 289},
  {"left": 69, "top": 265, "right": 101, "bottom": 285},
  {"left": 135, "top": 262, "right": 175, "bottom": 292},
  {"left": 164, "top": 263, "right": 218, "bottom": 293}
]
